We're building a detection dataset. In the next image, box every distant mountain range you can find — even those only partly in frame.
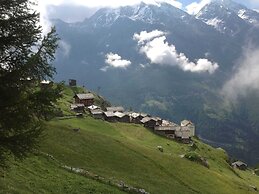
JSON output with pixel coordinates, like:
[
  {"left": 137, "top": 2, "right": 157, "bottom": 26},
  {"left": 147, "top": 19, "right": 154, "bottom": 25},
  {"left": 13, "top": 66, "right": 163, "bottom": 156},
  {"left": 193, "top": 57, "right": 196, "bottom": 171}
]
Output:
[{"left": 52, "top": 0, "right": 259, "bottom": 165}]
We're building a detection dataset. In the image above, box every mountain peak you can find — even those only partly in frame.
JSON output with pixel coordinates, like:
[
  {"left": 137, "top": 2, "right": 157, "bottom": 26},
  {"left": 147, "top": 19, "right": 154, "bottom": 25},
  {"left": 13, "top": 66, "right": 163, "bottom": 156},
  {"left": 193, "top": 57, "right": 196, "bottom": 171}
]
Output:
[
  {"left": 197, "top": 0, "right": 259, "bottom": 28},
  {"left": 87, "top": 2, "right": 188, "bottom": 27}
]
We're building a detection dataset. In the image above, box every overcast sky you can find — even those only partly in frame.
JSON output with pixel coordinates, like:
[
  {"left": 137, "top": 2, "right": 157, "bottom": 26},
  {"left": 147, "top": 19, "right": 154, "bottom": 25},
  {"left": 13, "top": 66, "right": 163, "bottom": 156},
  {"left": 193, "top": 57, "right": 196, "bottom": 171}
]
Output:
[{"left": 38, "top": 0, "right": 259, "bottom": 25}]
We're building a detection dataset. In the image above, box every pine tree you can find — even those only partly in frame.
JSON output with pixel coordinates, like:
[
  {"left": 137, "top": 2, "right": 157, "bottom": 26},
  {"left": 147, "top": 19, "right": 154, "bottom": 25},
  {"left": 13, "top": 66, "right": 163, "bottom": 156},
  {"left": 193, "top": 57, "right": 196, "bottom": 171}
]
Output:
[{"left": 0, "top": 0, "right": 62, "bottom": 166}]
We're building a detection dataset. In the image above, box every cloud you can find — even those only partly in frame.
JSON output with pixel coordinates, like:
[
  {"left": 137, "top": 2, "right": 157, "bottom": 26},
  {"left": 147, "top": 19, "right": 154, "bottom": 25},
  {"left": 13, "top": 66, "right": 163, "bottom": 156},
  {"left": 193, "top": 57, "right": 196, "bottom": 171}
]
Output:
[
  {"left": 59, "top": 40, "right": 71, "bottom": 57},
  {"left": 102, "top": 53, "right": 131, "bottom": 71},
  {"left": 39, "top": 0, "right": 182, "bottom": 8},
  {"left": 221, "top": 47, "right": 259, "bottom": 101},
  {"left": 133, "top": 30, "right": 166, "bottom": 44},
  {"left": 186, "top": 0, "right": 211, "bottom": 15},
  {"left": 133, "top": 30, "right": 219, "bottom": 74}
]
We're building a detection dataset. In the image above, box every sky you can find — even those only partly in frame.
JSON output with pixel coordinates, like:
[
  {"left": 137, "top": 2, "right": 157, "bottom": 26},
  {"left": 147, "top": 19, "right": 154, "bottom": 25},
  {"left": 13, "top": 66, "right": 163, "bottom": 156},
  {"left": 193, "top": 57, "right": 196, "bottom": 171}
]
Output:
[{"left": 38, "top": 0, "right": 259, "bottom": 25}]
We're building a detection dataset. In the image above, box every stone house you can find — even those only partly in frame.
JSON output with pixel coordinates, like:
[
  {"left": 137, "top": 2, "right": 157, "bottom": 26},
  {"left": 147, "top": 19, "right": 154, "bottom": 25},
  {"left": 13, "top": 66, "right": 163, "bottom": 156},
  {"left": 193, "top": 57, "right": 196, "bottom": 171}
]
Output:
[{"left": 181, "top": 120, "right": 195, "bottom": 137}]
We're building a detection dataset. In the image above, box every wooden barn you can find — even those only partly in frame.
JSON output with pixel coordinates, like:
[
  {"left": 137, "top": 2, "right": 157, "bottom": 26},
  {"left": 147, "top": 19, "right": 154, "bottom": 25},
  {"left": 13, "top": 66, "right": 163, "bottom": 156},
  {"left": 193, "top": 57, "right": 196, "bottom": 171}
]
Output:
[
  {"left": 70, "top": 104, "right": 85, "bottom": 113},
  {"left": 103, "top": 112, "right": 117, "bottom": 122},
  {"left": 141, "top": 117, "right": 159, "bottom": 129},
  {"left": 130, "top": 112, "right": 144, "bottom": 124},
  {"left": 74, "top": 93, "right": 94, "bottom": 106},
  {"left": 231, "top": 161, "right": 248, "bottom": 170},
  {"left": 90, "top": 109, "right": 104, "bottom": 120},
  {"left": 114, "top": 112, "right": 130, "bottom": 123},
  {"left": 154, "top": 120, "right": 180, "bottom": 139}
]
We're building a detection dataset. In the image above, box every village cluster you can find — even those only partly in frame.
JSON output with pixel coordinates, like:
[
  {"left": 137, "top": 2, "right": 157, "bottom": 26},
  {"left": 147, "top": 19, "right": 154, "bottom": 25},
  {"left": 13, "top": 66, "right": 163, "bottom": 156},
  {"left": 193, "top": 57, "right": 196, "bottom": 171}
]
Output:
[{"left": 69, "top": 79, "right": 195, "bottom": 144}]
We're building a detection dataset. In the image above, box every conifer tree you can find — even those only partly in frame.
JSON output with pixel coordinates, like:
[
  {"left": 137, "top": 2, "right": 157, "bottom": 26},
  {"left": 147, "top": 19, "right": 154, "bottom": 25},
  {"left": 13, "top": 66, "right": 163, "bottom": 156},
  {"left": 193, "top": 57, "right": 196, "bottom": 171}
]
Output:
[{"left": 0, "top": 0, "right": 62, "bottom": 166}]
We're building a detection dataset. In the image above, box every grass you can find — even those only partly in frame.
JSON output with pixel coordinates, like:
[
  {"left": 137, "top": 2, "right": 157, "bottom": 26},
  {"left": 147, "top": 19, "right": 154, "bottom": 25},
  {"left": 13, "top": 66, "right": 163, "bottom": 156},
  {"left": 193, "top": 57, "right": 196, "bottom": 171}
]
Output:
[
  {"left": 0, "top": 154, "right": 125, "bottom": 194},
  {"left": 36, "top": 116, "right": 259, "bottom": 194},
  {"left": 1, "top": 86, "right": 259, "bottom": 193}
]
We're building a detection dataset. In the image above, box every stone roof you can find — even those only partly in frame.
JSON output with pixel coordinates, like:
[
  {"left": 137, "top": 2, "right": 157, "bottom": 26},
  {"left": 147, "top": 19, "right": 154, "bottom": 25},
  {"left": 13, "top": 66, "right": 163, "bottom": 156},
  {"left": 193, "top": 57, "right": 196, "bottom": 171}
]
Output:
[
  {"left": 181, "top": 120, "right": 194, "bottom": 127},
  {"left": 70, "top": 104, "right": 85, "bottom": 109},
  {"left": 114, "top": 111, "right": 126, "bottom": 118},
  {"left": 90, "top": 109, "right": 103, "bottom": 115},
  {"left": 140, "top": 117, "right": 152, "bottom": 123},
  {"left": 232, "top": 161, "right": 247, "bottom": 167},
  {"left": 75, "top": 93, "right": 94, "bottom": 100},
  {"left": 106, "top": 106, "right": 124, "bottom": 112},
  {"left": 88, "top": 105, "right": 100, "bottom": 110},
  {"left": 104, "top": 111, "right": 115, "bottom": 117}
]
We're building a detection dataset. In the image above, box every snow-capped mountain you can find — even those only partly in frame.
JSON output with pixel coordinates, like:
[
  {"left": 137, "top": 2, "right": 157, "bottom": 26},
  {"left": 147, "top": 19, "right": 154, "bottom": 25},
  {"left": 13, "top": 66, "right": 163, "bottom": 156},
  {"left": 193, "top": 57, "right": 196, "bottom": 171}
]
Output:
[
  {"left": 86, "top": 2, "right": 190, "bottom": 28},
  {"left": 196, "top": 0, "right": 259, "bottom": 36}
]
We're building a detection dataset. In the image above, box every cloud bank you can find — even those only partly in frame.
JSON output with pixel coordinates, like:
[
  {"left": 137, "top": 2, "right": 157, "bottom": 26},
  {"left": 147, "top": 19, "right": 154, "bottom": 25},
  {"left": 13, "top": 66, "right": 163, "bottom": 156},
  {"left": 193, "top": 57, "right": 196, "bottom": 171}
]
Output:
[
  {"left": 186, "top": 0, "right": 211, "bottom": 15},
  {"left": 39, "top": 0, "right": 182, "bottom": 9},
  {"left": 102, "top": 53, "right": 131, "bottom": 71},
  {"left": 221, "top": 47, "right": 259, "bottom": 101},
  {"left": 133, "top": 30, "right": 219, "bottom": 74}
]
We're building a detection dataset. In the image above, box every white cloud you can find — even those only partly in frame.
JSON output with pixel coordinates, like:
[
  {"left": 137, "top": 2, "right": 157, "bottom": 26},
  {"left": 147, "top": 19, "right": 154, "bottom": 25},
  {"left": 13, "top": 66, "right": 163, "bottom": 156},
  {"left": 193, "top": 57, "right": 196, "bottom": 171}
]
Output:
[
  {"left": 186, "top": 0, "right": 211, "bottom": 15},
  {"left": 221, "top": 48, "right": 259, "bottom": 101},
  {"left": 59, "top": 40, "right": 71, "bottom": 57},
  {"left": 38, "top": 0, "right": 181, "bottom": 8},
  {"left": 134, "top": 30, "right": 219, "bottom": 74},
  {"left": 102, "top": 53, "right": 131, "bottom": 71},
  {"left": 133, "top": 30, "right": 166, "bottom": 44}
]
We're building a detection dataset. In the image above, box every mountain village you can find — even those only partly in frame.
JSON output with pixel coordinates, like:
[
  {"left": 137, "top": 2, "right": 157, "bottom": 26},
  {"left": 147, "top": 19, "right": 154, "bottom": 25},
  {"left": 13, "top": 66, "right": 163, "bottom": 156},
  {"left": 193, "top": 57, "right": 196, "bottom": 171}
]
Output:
[{"left": 69, "top": 79, "right": 195, "bottom": 144}]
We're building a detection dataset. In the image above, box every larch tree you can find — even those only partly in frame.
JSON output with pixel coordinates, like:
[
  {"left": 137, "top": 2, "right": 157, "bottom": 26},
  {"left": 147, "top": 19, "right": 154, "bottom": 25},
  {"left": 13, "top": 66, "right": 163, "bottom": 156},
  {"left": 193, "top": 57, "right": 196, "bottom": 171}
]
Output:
[{"left": 0, "top": 0, "right": 62, "bottom": 166}]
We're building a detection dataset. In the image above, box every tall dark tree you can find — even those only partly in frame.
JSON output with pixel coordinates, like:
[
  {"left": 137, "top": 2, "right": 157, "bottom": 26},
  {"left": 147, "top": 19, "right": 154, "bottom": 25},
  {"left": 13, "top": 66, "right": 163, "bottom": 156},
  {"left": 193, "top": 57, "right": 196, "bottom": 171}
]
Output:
[{"left": 0, "top": 0, "right": 62, "bottom": 166}]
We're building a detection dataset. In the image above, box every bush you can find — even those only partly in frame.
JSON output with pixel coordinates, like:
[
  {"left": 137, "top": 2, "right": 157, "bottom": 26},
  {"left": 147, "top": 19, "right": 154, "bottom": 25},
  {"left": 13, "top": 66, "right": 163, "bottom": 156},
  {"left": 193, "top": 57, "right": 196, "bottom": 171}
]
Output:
[{"left": 184, "top": 152, "right": 209, "bottom": 168}]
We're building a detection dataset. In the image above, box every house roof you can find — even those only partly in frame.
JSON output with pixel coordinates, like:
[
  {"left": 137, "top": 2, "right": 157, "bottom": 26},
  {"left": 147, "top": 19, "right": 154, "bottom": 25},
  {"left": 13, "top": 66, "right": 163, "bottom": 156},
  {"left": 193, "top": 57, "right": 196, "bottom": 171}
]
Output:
[
  {"left": 114, "top": 111, "right": 127, "bottom": 118},
  {"left": 90, "top": 109, "right": 103, "bottom": 115},
  {"left": 88, "top": 105, "right": 100, "bottom": 110},
  {"left": 75, "top": 93, "right": 94, "bottom": 100},
  {"left": 140, "top": 117, "right": 152, "bottom": 123},
  {"left": 181, "top": 120, "right": 194, "bottom": 127},
  {"left": 140, "top": 113, "right": 149, "bottom": 117},
  {"left": 104, "top": 111, "right": 115, "bottom": 117},
  {"left": 41, "top": 80, "right": 52, "bottom": 84},
  {"left": 232, "top": 161, "right": 248, "bottom": 167},
  {"left": 70, "top": 104, "right": 85, "bottom": 109},
  {"left": 130, "top": 112, "right": 140, "bottom": 118},
  {"left": 106, "top": 106, "right": 124, "bottom": 112}
]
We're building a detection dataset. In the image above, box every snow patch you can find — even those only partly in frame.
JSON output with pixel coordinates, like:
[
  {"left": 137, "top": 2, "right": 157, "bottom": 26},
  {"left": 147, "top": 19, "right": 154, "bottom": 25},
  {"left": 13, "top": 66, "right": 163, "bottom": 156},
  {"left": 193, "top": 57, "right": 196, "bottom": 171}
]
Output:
[{"left": 205, "top": 17, "right": 222, "bottom": 28}]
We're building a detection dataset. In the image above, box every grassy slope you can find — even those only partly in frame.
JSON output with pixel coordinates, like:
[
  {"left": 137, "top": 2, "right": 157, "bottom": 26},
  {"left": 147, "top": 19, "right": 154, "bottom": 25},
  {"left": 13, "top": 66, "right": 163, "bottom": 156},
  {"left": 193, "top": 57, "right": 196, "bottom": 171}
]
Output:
[
  {"left": 0, "top": 155, "right": 125, "bottom": 194},
  {"left": 1, "top": 86, "right": 259, "bottom": 194},
  {"left": 37, "top": 117, "right": 259, "bottom": 194}
]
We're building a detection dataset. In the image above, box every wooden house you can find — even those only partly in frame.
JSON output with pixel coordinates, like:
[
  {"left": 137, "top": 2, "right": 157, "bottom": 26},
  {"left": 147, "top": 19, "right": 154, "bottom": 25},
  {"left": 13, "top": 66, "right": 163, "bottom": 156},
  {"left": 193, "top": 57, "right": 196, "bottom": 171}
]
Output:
[
  {"left": 90, "top": 109, "right": 104, "bottom": 120},
  {"left": 231, "top": 161, "right": 248, "bottom": 170},
  {"left": 130, "top": 112, "right": 143, "bottom": 124},
  {"left": 114, "top": 111, "right": 130, "bottom": 123},
  {"left": 181, "top": 120, "right": 195, "bottom": 137},
  {"left": 69, "top": 79, "right": 77, "bottom": 86},
  {"left": 154, "top": 120, "right": 180, "bottom": 139},
  {"left": 106, "top": 106, "right": 124, "bottom": 113},
  {"left": 103, "top": 112, "right": 117, "bottom": 122},
  {"left": 141, "top": 117, "right": 158, "bottom": 129},
  {"left": 74, "top": 93, "right": 94, "bottom": 106},
  {"left": 70, "top": 104, "right": 85, "bottom": 113}
]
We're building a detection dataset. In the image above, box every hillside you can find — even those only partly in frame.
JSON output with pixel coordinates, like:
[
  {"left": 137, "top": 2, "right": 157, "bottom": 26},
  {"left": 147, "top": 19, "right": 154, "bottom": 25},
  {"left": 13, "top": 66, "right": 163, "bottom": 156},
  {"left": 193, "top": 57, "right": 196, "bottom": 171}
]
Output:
[
  {"left": 51, "top": 0, "right": 259, "bottom": 165},
  {"left": 1, "top": 85, "right": 259, "bottom": 194}
]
